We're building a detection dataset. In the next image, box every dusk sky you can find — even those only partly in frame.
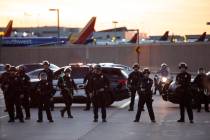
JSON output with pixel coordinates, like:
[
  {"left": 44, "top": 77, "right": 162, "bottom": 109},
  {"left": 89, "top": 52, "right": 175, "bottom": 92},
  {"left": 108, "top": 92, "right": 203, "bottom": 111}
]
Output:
[{"left": 0, "top": 0, "right": 210, "bottom": 35}]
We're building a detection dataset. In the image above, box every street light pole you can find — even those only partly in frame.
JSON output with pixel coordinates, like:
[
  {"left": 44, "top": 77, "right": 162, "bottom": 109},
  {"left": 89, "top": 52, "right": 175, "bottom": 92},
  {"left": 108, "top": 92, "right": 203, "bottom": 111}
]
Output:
[
  {"left": 112, "top": 21, "right": 118, "bottom": 42},
  {"left": 136, "top": 29, "right": 140, "bottom": 64},
  {"left": 49, "top": 8, "right": 60, "bottom": 44}
]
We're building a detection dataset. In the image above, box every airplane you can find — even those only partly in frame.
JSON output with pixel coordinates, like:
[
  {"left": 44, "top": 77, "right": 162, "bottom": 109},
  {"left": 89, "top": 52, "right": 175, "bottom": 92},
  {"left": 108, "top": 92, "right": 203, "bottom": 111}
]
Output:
[
  {"left": 0, "top": 17, "right": 96, "bottom": 47},
  {"left": 186, "top": 32, "right": 208, "bottom": 42},
  {"left": 146, "top": 31, "right": 170, "bottom": 42},
  {"left": 0, "top": 20, "right": 13, "bottom": 37},
  {"left": 94, "top": 32, "right": 139, "bottom": 45},
  {"left": 196, "top": 32, "right": 207, "bottom": 42},
  {"left": 159, "top": 31, "right": 169, "bottom": 41}
]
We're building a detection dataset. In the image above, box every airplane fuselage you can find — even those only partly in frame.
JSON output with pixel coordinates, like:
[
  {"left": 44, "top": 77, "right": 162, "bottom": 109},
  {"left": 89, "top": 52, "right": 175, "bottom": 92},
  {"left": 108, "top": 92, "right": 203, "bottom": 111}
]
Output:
[{"left": 0, "top": 37, "right": 68, "bottom": 47}]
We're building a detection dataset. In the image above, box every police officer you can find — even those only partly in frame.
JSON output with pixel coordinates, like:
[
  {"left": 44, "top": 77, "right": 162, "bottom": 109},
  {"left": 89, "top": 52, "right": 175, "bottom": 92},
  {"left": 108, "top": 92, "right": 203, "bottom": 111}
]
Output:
[
  {"left": 36, "top": 72, "right": 54, "bottom": 123},
  {"left": 5, "top": 66, "right": 24, "bottom": 123},
  {"left": 0, "top": 64, "right": 11, "bottom": 112},
  {"left": 83, "top": 65, "right": 94, "bottom": 111},
  {"left": 193, "top": 67, "right": 209, "bottom": 112},
  {"left": 176, "top": 62, "right": 193, "bottom": 123},
  {"left": 154, "top": 63, "right": 170, "bottom": 95},
  {"left": 90, "top": 65, "right": 110, "bottom": 122},
  {"left": 157, "top": 63, "right": 170, "bottom": 77},
  {"left": 39, "top": 60, "right": 54, "bottom": 111},
  {"left": 128, "top": 63, "right": 143, "bottom": 111},
  {"left": 134, "top": 68, "right": 156, "bottom": 123},
  {"left": 58, "top": 67, "right": 77, "bottom": 118},
  {"left": 18, "top": 66, "right": 31, "bottom": 119}
]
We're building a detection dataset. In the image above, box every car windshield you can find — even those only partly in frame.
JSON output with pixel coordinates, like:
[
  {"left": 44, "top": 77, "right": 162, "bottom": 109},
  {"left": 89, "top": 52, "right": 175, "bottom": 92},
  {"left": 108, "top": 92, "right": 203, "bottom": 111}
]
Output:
[
  {"left": 27, "top": 69, "right": 43, "bottom": 78},
  {"left": 18, "top": 64, "right": 42, "bottom": 73},
  {"left": 54, "top": 67, "right": 89, "bottom": 79},
  {"left": 102, "top": 68, "right": 127, "bottom": 79},
  {"left": 49, "top": 64, "right": 60, "bottom": 70}
]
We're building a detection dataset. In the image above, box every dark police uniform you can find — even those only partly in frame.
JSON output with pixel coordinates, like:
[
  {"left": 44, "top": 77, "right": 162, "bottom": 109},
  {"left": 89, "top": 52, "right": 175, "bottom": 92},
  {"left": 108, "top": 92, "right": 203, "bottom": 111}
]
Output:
[
  {"left": 19, "top": 71, "right": 31, "bottom": 119},
  {"left": 128, "top": 71, "right": 143, "bottom": 111},
  {"left": 58, "top": 75, "right": 77, "bottom": 118},
  {"left": 193, "top": 73, "right": 209, "bottom": 112},
  {"left": 5, "top": 74, "right": 24, "bottom": 122},
  {"left": 83, "top": 71, "right": 94, "bottom": 110},
  {"left": 176, "top": 72, "right": 193, "bottom": 122},
  {"left": 0, "top": 71, "right": 11, "bottom": 112},
  {"left": 39, "top": 68, "right": 54, "bottom": 110},
  {"left": 36, "top": 79, "right": 53, "bottom": 122},
  {"left": 90, "top": 73, "right": 110, "bottom": 122},
  {"left": 134, "top": 76, "right": 155, "bottom": 122}
]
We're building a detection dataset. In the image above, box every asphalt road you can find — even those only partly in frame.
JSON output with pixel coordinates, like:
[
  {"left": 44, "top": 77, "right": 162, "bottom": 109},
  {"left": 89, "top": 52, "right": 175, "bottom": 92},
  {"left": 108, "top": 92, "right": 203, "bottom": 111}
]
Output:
[{"left": 1, "top": 91, "right": 210, "bottom": 140}]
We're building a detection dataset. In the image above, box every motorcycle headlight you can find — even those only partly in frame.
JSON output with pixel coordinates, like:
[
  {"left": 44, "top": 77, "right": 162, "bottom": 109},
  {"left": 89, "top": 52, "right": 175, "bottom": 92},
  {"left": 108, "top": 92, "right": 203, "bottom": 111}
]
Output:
[{"left": 161, "top": 77, "right": 168, "bottom": 83}]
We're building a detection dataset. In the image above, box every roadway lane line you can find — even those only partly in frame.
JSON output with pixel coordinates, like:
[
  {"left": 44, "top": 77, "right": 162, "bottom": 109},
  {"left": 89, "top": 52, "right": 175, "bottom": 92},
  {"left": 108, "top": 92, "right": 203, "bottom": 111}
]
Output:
[
  {"left": 119, "top": 96, "right": 138, "bottom": 109},
  {"left": 0, "top": 115, "right": 8, "bottom": 119}
]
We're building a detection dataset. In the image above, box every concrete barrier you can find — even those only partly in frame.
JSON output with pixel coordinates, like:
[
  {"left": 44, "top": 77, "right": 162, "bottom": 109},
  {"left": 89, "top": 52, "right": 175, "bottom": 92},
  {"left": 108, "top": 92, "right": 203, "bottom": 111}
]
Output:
[{"left": 0, "top": 42, "right": 210, "bottom": 73}]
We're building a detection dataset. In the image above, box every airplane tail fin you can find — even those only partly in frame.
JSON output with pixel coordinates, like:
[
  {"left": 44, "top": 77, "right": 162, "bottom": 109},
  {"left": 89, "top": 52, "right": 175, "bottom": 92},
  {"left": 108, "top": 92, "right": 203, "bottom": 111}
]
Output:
[
  {"left": 128, "top": 33, "right": 138, "bottom": 43},
  {"left": 196, "top": 32, "right": 206, "bottom": 42},
  {"left": 4, "top": 20, "right": 13, "bottom": 37},
  {"left": 73, "top": 17, "right": 96, "bottom": 44},
  {"left": 159, "top": 31, "right": 169, "bottom": 41}
]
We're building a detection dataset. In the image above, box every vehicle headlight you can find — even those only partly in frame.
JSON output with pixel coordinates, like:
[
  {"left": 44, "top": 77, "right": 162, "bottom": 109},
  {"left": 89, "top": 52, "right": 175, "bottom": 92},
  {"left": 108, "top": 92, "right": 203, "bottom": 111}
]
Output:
[{"left": 161, "top": 77, "right": 168, "bottom": 83}]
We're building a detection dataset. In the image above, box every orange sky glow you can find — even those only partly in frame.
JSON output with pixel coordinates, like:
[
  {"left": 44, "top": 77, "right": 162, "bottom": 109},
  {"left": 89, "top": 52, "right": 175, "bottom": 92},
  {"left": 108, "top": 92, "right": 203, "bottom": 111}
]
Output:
[{"left": 0, "top": 0, "right": 210, "bottom": 35}]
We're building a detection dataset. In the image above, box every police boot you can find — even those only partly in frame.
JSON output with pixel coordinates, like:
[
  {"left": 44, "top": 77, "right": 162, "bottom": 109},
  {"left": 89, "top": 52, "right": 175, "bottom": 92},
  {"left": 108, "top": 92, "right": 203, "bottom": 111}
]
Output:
[
  {"left": 60, "top": 110, "right": 64, "bottom": 118},
  {"left": 93, "top": 119, "right": 98, "bottom": 122},
  {"left": 37, "top": 120, "right": 43, "bottom": 123},
  {"left": 177, "top": 119, "right": 185, "bottom": 123},
  {"left": 68, "top": 115, "right": 73, "bottom": 118},
  {"left": 102, "top": 119, "right": 107, "bottom": 123},
  {"left": 49, "top": 119, "right": 54, "bottom": 123},
  {"left": 19, "top": 119, "right": 24, "bottom": 123},
  {"left": 8, "top": 119, "right": 15, "bottom": 123}
]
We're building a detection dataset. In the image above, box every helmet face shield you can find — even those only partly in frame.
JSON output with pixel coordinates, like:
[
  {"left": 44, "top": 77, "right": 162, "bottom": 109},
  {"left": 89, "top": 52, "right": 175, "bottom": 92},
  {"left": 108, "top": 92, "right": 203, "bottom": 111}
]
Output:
[
  {"left": 144, "top": 72, "right": 150, "bottom": 77},
  {"left": 143, "top": 68, "right": 150, "bottom": 75},
  {"left": 5, "top": 64, "right": 11, "bottom": 71},
  {"left": 133, "top": 63, "right": 140, "bottom": 70},
  {"left": 65, "top": 72, "right": 71, "bottom": 77},
  {"left": 10, "top": 67, "right": 17, "bottom": 75},
  {"left": 179, "top": 62, "right": 188, "bottom": 70},
  {"left": 42, "top": 60, "right": 50, "bottom": 69},
  {"left": 39, "top": 72, "right": 48, "bottom": 80},
  {"left": 94, "top": 65, "right": 102, "bottom": 74}
]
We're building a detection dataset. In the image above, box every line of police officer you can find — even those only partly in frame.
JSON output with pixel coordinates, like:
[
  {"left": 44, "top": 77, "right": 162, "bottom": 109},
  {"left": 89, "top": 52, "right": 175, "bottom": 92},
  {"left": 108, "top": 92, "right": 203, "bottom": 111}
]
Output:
[
  {"left": 0, "top": 61, "right": 111, "bottom": 123},
  {"left": 128, "top": 62, "right": 209, "bottom": 123},
  {"left": 0, "top": 61, "right": 209, "bottom": 123},
  {"left": 0, "top": 64, "right": 30, "bottom": 122}
]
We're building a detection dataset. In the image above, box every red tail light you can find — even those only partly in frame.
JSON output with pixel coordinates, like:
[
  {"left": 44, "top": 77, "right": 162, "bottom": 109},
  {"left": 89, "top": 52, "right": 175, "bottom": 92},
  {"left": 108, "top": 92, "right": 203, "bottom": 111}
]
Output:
[{"left": 118, "top": 79, "right": 127, "bottom": 86}]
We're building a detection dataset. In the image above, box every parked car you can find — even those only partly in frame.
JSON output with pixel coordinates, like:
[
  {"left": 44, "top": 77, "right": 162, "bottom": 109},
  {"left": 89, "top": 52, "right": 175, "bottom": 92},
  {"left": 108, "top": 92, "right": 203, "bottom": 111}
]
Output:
[
  {"left": 30, "top": 65, "right": 130, "bottom": 107},
  {"left": 16, "top": 63, "right": 60, "bottom": 73}
]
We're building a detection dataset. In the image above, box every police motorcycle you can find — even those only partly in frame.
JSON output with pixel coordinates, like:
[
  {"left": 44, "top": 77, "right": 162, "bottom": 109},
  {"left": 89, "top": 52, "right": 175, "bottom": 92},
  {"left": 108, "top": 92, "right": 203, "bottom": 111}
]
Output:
[
  {"left": 154, "top": 63, "right": 173, "bottom": 96},
  {"left": 164, "top": 72, "right": 210, "bottom": 104},
  {"left": 204, "top": 72, "right": 210, "bottom": 101},
  {"left": 154, "top": 73, "right": 173, "bottom": 98}
]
